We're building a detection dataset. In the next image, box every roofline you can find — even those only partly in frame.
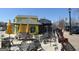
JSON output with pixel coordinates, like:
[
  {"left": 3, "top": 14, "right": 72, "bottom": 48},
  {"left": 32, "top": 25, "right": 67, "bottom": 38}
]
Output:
[
  {"left": 12, "top": 22, "right": 41, "bottom": 25},
  {"left": 15, "top": 15, "right": 38, "bottom": 19}
]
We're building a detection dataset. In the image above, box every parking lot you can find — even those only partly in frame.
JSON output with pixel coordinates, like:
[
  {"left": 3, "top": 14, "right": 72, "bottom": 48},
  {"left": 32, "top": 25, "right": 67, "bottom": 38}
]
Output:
[{"left": 64, "top": 31, "right": 79, "bottom": 51}]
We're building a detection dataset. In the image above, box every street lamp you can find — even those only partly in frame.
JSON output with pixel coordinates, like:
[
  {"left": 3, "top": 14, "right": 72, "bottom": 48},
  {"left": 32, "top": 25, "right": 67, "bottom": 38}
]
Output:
[{"left": 68, "top": 8, "right": 72, "bottom": 35}]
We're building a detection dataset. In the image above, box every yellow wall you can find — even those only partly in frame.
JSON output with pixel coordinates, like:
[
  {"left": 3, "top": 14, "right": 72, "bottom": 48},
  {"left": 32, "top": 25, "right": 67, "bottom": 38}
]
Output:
[{"left": 14, "top": 16, "right": 39, "bottom": 35}]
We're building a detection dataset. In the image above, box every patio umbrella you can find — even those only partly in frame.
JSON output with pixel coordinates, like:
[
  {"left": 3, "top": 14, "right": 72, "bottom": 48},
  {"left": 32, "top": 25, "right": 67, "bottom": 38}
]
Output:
[
  {"left": 6, "top": 20, "right": 13, "bottom": 46},
  {"left": 6, "top": 20, "right": 13, "bottom": 34},
  {"left": 6, "top": 20, "right": 13, "bottom": 39}
]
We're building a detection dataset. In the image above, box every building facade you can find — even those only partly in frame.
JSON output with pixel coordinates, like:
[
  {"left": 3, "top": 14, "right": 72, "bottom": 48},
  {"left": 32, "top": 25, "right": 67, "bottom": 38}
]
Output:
[
  {"left": 0, "top": 22, "right": 7, "bottom": 31},
  {"left": 39, "top": 18, "right": 52, "bottom": 34},
  {"left": 13, "top": 15, "right": 40, "bottom": 35}
]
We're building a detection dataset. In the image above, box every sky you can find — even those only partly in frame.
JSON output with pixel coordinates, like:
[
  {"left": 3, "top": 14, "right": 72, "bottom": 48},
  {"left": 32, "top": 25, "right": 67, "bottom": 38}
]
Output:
[{"left": 0, "top": 8, "right": 78, "bottom": 23}]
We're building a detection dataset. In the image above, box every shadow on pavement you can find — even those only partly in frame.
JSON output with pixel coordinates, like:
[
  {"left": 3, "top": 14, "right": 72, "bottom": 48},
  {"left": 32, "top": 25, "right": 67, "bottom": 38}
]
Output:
[{"left": 61, "top": 42, "right": 76, "bottom": 51}]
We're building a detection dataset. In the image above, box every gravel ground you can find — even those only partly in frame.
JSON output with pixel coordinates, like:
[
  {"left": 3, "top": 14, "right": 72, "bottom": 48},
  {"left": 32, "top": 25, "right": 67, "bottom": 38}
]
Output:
[{"left": 64, "top": 31, "right": 79, "bottom": 51}]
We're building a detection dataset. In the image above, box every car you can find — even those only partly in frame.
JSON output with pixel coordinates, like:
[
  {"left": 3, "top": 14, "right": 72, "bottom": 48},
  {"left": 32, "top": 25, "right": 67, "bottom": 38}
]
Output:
[{"left": 71, "top": 26, "right": 79, "bottom": 34}]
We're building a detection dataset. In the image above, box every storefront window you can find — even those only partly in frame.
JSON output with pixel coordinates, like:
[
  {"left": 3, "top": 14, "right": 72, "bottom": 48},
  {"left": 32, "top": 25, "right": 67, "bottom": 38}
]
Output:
[{"left": 30, "top": 26, "right": 36, "bottom": 33}]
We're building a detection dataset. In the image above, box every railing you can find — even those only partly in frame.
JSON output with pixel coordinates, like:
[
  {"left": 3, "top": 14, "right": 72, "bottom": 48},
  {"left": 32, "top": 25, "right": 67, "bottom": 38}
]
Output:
[
  {"left": 56, "top": 28, "right": 76, "bottom": 51},
  {"left": 61, "top": 42, "right": 76, "bottom": 51}
]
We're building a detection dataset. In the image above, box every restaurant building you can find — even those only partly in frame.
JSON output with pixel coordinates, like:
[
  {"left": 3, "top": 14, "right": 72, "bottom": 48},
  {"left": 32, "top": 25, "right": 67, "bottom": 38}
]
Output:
[{"left": 13, "top": 15, "right": 41, "bottom": 35}]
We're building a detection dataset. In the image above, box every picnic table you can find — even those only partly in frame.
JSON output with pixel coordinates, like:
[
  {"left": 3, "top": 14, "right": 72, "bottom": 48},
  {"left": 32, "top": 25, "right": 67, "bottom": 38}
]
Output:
[{"left": 1, "top": 37, "right": 14, "bottom": 48}]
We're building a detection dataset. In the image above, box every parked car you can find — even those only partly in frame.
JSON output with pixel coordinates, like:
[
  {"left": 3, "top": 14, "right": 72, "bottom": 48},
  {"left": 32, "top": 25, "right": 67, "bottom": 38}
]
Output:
[{"left": 71, "top": 26, "right": 79, "bottom": 34}]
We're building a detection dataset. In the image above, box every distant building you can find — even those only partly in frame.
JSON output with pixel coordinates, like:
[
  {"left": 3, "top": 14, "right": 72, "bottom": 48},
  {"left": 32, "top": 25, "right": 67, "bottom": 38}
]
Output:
[
  {"left": 65, "top": 19, "right": 79, "bottom": 26},
  {"left": 13, "top": 15, "right": 41, "bottom": 35},
  {"left": 63, "top": 18, "right": 79, "bottom": 31},
  {"left": 0, "top": 22, "right": 7, "bottom": 31}
]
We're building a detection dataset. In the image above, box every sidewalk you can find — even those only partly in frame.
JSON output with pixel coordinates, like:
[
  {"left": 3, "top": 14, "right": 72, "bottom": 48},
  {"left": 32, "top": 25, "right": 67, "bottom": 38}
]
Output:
[
  {"left": 41, "top": 38, "right": 62, "bottom": 51},
  {"left": 64, "top": 31, "right": 79, "bottom": 51}
]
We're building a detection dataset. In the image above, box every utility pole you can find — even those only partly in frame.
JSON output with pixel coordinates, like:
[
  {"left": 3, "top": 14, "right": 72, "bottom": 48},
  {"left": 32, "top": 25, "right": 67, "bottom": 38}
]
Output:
[{"left": 68, "top": 8, "right": 72, "bottom": 35}]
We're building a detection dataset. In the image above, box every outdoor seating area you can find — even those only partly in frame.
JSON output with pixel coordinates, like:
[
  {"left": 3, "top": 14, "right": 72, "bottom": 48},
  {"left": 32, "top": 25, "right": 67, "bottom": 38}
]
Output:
[
  {"left": 0, "top": 25, "right": 76, "bottom": 51},
  {"left": 15, "top": 33, "right": 33, "bottom": 40}
]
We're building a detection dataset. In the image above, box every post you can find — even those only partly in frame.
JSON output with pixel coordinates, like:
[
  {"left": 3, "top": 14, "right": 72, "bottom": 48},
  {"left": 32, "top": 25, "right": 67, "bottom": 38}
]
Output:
[
  {"left": 68, "top": 8, "right": 72, "bottom": 35},
  {"left": 9, "top": 34, "right": 10, "bottom": 39}
]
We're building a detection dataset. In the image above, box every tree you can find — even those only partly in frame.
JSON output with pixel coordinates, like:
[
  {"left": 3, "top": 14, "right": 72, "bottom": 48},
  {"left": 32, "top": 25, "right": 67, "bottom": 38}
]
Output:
[
  {"left": 58, "top": 19, "right": 65, "bottom": 30},
  {"left": 6, "top": 20, "right": 13, "bottom": 38}
]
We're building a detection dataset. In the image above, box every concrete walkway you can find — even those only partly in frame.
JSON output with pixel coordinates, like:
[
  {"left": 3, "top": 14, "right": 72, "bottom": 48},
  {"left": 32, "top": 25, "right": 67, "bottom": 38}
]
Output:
[
  {"left": 41, "top": 39, "right": 62, "bottom": 51},
  {"left": 64, "top": 31, "right": 79, "bottom": 51}
]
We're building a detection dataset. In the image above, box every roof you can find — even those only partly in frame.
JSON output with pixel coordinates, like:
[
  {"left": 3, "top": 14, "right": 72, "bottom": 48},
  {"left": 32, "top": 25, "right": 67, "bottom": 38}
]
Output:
[
  {"left": 15, "top": 15, "right": 38, "bottom": 19},
  {"left": 13, "top": 19, "right": 41, "bottom": 25},
  {"left": 39, "top": 18, "right": 52, "bottom": 24}
]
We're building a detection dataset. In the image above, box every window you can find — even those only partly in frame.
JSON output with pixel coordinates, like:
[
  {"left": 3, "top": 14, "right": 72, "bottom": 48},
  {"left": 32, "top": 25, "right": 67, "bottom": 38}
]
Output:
[
  {"left": 30, "top": 26, "right": 36, "bottom": 33},
  {"left": 0, "top": 27, "right": 3, "bottom": 31}
]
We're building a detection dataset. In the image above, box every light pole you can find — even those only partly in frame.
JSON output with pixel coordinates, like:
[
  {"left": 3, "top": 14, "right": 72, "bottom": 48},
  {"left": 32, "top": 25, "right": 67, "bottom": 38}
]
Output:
[{"left": 68, "top": 8, "right": 72, "bottom": 35}]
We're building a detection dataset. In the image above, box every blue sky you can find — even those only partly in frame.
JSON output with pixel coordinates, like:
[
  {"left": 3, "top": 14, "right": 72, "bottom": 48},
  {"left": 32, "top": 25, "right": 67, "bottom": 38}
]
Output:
[{"left": 0, "top": 8, "right": 78, "bottom": 22}]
